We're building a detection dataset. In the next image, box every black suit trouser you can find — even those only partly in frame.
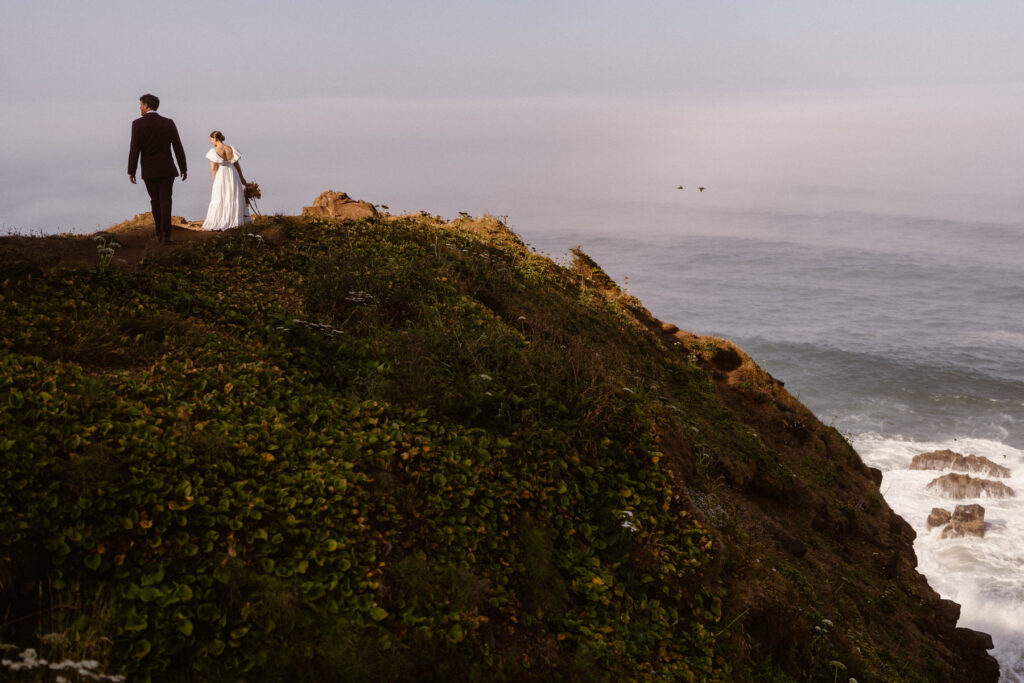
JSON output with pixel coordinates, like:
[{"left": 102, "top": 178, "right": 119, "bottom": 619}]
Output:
[{"left": 143, "top": 177, "right": 175, "bottom": 239}]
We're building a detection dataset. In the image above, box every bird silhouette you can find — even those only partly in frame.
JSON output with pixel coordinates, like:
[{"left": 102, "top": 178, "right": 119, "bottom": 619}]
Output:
[
  {"left": 698, "top": 186, "right": 705, "bottom": 192},
  {"left": 676, "top": 185, "right": 684, "bottom": 190}
]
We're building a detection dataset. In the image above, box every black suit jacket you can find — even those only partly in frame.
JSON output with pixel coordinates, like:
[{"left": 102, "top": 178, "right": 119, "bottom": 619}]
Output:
[{"left": 128, "top": 112, "right": 187, "bottom": 179}]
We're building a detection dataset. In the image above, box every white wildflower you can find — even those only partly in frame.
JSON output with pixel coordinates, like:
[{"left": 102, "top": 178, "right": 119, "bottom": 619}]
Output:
[
  {"left": 345, "top": 291, "right": 374, "bottom": 303},
  {"left": 620, "top": 510, "right": 638, "bottom": 532}
]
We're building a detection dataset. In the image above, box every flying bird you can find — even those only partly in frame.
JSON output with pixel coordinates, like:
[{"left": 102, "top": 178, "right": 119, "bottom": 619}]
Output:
[
  {"left": 676, "top": 185, "right": 684, "bottom": 190},
  {"left": 698, "top": 186, "right": 705, "bottom": 192}
]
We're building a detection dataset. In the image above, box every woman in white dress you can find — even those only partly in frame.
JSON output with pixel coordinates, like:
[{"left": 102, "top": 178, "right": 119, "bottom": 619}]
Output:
[{"left": 201, "top": 130, "right": 250, "bottom": 230}]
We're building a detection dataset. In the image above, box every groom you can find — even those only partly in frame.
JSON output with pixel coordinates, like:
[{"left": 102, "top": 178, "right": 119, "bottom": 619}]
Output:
[{"left": 128, "top": 93, "right": 187, "bottom": 243}]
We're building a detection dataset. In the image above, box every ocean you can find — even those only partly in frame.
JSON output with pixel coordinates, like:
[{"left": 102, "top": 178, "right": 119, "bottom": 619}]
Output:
[{"left": 514, "top": 198, "right": 1024, "bottom": 681}]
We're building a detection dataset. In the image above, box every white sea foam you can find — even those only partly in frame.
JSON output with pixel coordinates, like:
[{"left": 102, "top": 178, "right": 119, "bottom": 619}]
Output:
[{"left": 852, "top": 433, "right": 1024, "bottom": 681}]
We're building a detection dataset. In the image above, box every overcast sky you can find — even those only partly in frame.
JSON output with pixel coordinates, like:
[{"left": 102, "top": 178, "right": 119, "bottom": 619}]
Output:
[{"left": 2, "top": 1, "right": 1024, "bottom": 231}]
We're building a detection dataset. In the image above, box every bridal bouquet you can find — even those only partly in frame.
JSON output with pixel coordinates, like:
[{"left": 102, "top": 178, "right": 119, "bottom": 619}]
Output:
[{"left": 244, "top": 182, "right": 262, "bottom": 216}]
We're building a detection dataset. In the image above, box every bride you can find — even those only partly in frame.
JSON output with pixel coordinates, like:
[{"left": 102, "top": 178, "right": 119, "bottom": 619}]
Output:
[{"left": 201, "top": 130, "right": 250, "bottom": 230}]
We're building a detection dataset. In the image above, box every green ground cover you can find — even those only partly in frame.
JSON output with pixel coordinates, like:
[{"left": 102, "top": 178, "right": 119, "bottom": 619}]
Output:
[{"left": 1, "top": 217, "right": 739, "bottom": 681}]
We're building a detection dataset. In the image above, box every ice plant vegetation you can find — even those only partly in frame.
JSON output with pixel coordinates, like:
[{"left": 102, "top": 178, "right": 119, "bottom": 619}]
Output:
[{"left": 0, "top": 214, "right": 997, "bottom": 681}]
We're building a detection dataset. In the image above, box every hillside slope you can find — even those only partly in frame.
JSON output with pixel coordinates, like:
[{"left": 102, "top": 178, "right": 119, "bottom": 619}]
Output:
[{"left": 0, "top": 214, "right": 998, "bottom": 681}]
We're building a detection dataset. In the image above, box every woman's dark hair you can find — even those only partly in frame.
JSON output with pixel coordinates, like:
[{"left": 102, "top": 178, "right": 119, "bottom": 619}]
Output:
[
  {"left": 210, "top": 130, "right": 225, "bottom": 142},
  {"left": 139, "top": 93, "right": 160, "bottom": 110}
]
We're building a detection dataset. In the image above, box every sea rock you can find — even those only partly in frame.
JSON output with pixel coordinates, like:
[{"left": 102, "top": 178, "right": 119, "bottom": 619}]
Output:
[
  {"left": 910, "top": 449, "right": 1010, "bottom": 478},
  {"left": 941, "top": 504, "right": 986, "bottom": 538},
  {"left": 302, "top": 191, "right": 378, "bottom": 221},
  {"left": 926, "top": 508, "right": 951, "bottom": 528},
  {"left": 925, "top": 473, "right": 1014, "bottom": 499}
]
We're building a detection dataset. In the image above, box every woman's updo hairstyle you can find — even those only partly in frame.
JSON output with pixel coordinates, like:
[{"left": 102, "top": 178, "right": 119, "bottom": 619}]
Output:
[{"left": 210, "top": 130, "right": 225, "bottom": 142}]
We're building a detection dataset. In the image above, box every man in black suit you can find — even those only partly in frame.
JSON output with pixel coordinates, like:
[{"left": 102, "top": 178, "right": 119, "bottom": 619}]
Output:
[{"left": 128, "top": 93, "right": 187, "bottom": 243}]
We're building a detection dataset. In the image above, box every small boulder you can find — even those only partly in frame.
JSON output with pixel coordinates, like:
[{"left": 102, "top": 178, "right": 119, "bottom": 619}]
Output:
[
  {"left": 302, "top": 191, "right": 378, "bottom": 221},
  {"left": 926, "top": 508, "right": 951, "bottom": 528},
  {"left": 941, "top": 504, "right": 986, "bottom": 538},
  {"left": 925, "top": 473, "right": 1014, "bottom": 499},
  {"left": 910, "top": 449, "right": 1010, "bottom": 478}
]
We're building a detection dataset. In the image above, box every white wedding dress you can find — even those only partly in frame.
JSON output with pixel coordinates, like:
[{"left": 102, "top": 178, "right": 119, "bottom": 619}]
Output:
[{"left": 201, "top": 147, "right": 250, "bottom": 230}]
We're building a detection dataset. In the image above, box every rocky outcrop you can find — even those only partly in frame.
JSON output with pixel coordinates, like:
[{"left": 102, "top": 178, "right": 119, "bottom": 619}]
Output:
[
  {"left": 941, "top": 504, "right": 987, "bottom": 538},
  {"left": 302, "top": 191, "right": 378, "bottom": 221},
  {"left": 106, "top": 213, "right": 195, "bottom": 234},
  {"left": 954, "top": 628, "right": 1001, "bottom": 682},
  {"left": 867, "top": 467, "right": 884, "bottom": 487},
  {"left": 925, "top": 473, "right": 1014, "bottom": 499},
  {"left": 927, "top": 508, "right": 952, "bottom": 528},
  {"left": 910, "top": 450, "right": 1011, "bottom": 478}
]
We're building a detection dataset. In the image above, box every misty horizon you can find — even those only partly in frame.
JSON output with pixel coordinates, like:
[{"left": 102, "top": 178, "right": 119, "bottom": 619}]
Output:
[
  {"left": 3, "top": 2, "right": 1024, "bottom": 234},
  {"left": 4, "top": 86, "right": 1024, "bottom": 235}
]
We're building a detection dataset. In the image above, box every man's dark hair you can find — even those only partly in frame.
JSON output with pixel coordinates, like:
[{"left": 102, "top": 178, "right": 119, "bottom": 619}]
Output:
[{"left": 139, "top": 93, "right": 160, "bottom": 110}]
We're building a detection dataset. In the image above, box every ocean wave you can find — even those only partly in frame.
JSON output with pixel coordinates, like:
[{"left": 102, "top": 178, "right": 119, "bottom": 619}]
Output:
[
  {"left": 854, "top": 433, "right": 1024, "bottom": 679},
  {"left": 962, "top": 330, "right": 1024, "bottom": 351}
]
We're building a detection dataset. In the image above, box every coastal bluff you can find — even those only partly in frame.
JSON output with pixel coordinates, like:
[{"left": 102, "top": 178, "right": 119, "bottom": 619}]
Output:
[{"left": 0, "top": 206, "right": 998, "bottom": 681}]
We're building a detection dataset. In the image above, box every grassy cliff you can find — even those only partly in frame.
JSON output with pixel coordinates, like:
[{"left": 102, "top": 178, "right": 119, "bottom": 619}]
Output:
[{"left": 0, "top": 214, "right": 997, "bottom": 681}]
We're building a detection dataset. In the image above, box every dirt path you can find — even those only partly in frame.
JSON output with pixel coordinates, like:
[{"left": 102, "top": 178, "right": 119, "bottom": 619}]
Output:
[{"left": 1, "top": 214, "right": 220, "bottom": 270}]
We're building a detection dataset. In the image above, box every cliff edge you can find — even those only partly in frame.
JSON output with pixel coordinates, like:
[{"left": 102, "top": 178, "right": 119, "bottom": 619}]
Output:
[{"left": 0, "top": 210, "right": 997, "bottom": 681}]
